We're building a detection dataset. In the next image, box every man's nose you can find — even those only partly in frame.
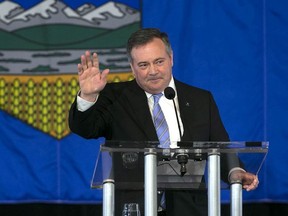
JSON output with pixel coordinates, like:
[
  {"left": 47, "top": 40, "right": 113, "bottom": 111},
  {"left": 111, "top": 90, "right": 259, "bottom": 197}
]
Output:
[{"left": 149, "top": 64, "right": 158, "bottom": 74}]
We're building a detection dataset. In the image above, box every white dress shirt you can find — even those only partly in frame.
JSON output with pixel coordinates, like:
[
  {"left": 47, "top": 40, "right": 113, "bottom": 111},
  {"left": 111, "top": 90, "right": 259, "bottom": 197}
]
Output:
[{"left": 145, "top": 78, "right": 183, "bottom": 148}]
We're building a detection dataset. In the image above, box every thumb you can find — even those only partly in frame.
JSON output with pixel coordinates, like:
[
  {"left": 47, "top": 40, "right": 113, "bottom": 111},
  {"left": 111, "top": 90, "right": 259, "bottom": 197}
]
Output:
[{"left": 101, "top": 69, "right": 110, "bottom": 82}]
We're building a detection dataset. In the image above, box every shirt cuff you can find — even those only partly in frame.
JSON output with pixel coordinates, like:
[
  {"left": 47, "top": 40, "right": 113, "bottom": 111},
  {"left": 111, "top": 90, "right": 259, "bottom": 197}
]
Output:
[
  {"left": 228, "top": 167, "right": 246, "bottom": 182},
  {"left": 76, "top": 91, "right": 98, "bottom": 112}
]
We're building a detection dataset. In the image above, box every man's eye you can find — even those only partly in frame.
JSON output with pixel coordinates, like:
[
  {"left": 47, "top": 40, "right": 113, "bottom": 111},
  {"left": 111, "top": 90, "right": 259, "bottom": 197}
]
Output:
[
  {"left": 156, "top": 60, "right": 164, "bottom": 65},
  {"left": 139, "top": 63, "right": 148, "bottom": 68}
]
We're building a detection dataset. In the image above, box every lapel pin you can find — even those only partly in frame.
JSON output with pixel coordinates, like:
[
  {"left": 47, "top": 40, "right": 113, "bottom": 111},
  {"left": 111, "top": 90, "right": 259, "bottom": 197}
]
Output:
[{"left": 185, "top": 102, "right": 190, "bottom": 107}]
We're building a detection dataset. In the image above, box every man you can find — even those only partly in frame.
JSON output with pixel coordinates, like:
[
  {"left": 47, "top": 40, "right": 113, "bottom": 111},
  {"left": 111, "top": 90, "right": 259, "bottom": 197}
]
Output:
[{"left": 69, "top": 28, "right": 258, "bottom": 216}]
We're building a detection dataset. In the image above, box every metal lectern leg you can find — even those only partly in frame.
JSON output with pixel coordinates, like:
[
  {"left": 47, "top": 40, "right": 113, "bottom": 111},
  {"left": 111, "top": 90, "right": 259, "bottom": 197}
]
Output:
[
  {"left": 144, "top": 151, "right": 157, "bottom": 216},
  {"left": 208, "top": 153, "right": 221, "bottom": 216},
  {"left": 103, "top": 179, "right": 115, "bottom": 216},
  {"left": 231, "top": 183, "right": 242, "bottom": 216}
]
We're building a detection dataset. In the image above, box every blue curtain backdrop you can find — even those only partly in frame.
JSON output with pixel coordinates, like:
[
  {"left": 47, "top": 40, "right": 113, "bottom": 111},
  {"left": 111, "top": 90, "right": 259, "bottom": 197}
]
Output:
[{"left": 0, "top": 0, "right": 288, "bottom": 204}]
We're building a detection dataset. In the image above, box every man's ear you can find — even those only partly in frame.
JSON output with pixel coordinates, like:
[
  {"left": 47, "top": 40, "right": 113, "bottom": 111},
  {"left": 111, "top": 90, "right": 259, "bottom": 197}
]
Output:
[{"left": 130, "top": 63, "right": 135, "bottom": 77}]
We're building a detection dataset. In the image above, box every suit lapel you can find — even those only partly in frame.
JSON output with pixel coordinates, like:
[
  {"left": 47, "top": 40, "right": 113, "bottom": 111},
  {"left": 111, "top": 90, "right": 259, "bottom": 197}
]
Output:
[
  {"left": 124, "top": 81, "right": 158, "bottom": 141},
  {"left": 175, "top": 80, "right": 194, "bottom": 141}
]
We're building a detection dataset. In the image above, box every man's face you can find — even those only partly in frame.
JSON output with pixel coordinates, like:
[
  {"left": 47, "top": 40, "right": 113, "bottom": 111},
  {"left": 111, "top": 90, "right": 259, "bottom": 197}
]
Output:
[{"left": 130, "top": 38, "right": 173, "bottom": 94}]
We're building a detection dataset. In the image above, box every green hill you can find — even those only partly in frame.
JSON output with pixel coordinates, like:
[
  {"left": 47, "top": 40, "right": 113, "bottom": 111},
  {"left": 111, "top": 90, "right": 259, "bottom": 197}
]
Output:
[
  {"left": 0, "top": 22, "right": 140, "bottom": 50},
  {"left": 0, "top": 29, "right": 45, "bottom": 50}
]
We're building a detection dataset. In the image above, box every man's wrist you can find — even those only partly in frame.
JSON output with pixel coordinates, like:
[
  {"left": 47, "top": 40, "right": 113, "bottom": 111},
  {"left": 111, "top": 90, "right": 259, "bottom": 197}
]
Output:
[
  {"left": 79, "top": 91, "right": 98, "bottom": 102},
  {"left": 228, "top": 167, "right": 246, "bottom": 183},
  {"left": 76, "top": 91, "right": 99, "bottom": 112}
]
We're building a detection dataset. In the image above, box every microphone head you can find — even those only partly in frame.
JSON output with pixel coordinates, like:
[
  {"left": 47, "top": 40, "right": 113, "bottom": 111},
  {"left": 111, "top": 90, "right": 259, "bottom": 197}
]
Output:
[{"left": 164, "top": 87, "right": 175, "bottom": 100}]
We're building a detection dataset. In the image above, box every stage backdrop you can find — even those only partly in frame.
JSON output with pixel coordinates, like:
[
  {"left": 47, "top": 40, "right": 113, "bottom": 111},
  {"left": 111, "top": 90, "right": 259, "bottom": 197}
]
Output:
[{"left": 0, "top": 0, "right": 287, "bottom": 204}]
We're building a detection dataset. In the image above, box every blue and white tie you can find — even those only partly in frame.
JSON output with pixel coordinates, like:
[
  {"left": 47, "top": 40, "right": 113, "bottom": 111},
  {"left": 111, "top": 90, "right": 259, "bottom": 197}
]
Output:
[{"left": 152, "top": 93, "right": 170, "bottom": 148}]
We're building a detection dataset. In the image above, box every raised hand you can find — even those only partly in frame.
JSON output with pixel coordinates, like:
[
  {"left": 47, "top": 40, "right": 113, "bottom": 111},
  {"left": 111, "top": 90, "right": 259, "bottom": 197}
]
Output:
[{"left": 77, "top": 50, "right": 109, "bottom": 102}]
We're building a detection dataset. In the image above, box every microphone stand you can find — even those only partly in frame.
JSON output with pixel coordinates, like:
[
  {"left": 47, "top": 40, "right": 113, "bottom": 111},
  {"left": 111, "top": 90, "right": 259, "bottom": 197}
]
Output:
[
  {"left": 164, "top": 87, "right": 188, "bottom": 176},
  {"left": 172, "top": 99, "right": 182, "bottom": 140}
]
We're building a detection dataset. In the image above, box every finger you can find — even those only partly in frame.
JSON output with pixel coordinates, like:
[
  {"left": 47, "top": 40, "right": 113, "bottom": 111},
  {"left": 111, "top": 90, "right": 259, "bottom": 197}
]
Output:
[
  {"left": 254, "top": 179, "right": 259, "bottom": 188},
  {"left": 92, "top": 52, "right": 99, "bottom": 68},
  {"left": 85, "top": 51, "right": 93, "bottom": 68},
  {"left": 81, "top": 54, "right": 87, "bottom": 70},
  {"left": 101, "top": 69, "right": 110, "bottom": 81},
  {"left": 251, "top": 176, "right": 259, "bottom": 187},
  {"left": 77, "top": 64, "right": 83, "bottom": 74},
  {"left": 244, "top": 180, "right": 258, "bottom": 191},
  {"left": 243, "top": 184, "right": 254, "bottom": 191}
]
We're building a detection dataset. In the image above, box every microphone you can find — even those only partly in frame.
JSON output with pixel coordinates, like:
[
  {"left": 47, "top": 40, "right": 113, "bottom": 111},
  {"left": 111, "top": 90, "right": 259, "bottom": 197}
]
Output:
[
  {"left": 177, "top": 154, "right": 188, "bottom": 176},
  {"left": 164, "top": 87, "right": 188, "bottom": 176},
  {"left": 164, "top": 87, "right": 181, "bottom": 139}
]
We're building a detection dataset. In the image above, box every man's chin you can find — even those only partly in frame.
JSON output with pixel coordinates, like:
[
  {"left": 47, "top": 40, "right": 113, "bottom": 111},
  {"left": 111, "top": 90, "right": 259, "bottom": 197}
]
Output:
[{"left": 146, "top": 85, "right": 166, "bottom": 94}]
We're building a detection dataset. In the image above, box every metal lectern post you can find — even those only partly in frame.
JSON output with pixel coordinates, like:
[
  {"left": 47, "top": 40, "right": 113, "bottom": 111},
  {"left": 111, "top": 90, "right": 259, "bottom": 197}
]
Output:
[
  {"left": 231, "top": 182, "right": 243, "bottom": 216},
  {"left": 102, "top": 179, "right": 114, "bottom": 216},
  {"left": 144, "top": 150, "right": 158, "bottom": 216},
  {"left": 208, "top": 151, "right": 221, "bottom": 216}
]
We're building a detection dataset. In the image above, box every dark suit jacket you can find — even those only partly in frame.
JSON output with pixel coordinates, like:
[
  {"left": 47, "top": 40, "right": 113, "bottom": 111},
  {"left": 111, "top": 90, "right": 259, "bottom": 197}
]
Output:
[
  {"left": 69, "top": 78, "right": 238, "bottom": 216},
  {"left": 69, "top": 79, "right": 228, "bottom": 141}
]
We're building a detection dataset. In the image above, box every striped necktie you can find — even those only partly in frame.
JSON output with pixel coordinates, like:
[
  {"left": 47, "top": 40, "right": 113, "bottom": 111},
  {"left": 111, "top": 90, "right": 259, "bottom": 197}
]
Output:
[{"left": 152, "top": 93, "right": 170, "bottom": 148}]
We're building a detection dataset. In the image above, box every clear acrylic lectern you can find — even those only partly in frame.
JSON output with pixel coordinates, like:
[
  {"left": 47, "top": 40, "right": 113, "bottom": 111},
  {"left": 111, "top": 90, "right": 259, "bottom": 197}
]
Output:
[{"left": 91, "top": 141, "right": 268, "bottom": 216}]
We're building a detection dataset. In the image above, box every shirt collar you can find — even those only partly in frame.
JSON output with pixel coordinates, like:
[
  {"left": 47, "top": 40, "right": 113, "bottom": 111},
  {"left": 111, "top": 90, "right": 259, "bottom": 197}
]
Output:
[{"left": 145, "top": 77, "right": 177, "bottom": 99}]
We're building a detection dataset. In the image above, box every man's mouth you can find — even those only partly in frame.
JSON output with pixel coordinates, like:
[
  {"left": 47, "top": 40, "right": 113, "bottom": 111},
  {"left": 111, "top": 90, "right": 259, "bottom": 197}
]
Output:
[{"left": 148, "top": 77, "right": 161, "bottom": 81}]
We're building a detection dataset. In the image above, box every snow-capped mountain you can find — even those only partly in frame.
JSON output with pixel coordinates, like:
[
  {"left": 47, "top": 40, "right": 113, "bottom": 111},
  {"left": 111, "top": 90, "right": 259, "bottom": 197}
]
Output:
[
  {"left": 0, "top": 1, "right": 23, "bottom": 23},
  {"left": 76, "top": 4, "right": 96, "bottom": 16},
  {"left": 83, "top": 2, "right": 124, "bottom": 20},
  {"left": 11, "top": 0, "right": 61, "bottom": 21},
  {"left": 0, "top": 0, "right": 140, "bottom": 31}
]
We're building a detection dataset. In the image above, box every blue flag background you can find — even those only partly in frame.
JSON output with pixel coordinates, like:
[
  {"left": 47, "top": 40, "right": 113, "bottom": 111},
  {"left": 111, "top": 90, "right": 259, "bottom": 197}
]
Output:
[{"left": 0, "top": 0, "right": 288, "bottom": 206}]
